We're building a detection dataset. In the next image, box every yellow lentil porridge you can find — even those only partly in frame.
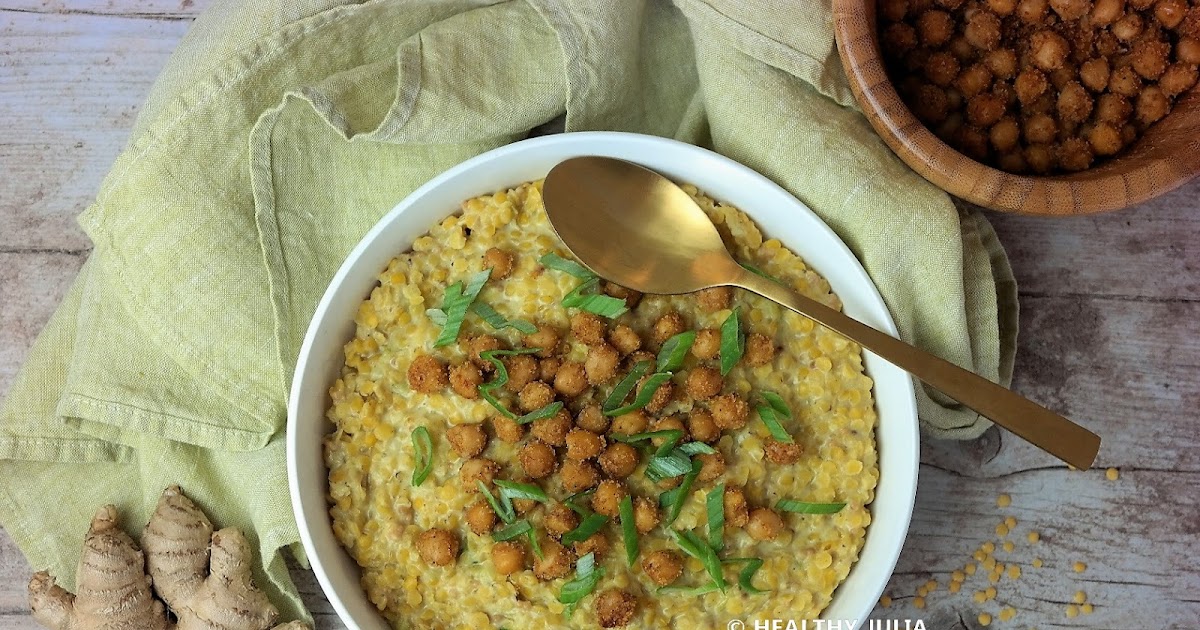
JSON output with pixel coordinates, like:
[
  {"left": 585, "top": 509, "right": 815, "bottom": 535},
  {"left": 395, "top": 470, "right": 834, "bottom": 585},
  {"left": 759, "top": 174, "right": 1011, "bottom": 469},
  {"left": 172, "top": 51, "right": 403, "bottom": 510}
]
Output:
[{"left": 324, "top": 179, "right": 879, "bottom": 629}]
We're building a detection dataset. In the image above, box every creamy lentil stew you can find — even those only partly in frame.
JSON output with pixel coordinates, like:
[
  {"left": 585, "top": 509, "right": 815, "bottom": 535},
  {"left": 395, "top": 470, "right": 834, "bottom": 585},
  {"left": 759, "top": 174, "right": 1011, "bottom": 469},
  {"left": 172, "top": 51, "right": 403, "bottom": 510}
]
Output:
[{"left": 324, "top": 180, "right": 879, "bottom": 629}]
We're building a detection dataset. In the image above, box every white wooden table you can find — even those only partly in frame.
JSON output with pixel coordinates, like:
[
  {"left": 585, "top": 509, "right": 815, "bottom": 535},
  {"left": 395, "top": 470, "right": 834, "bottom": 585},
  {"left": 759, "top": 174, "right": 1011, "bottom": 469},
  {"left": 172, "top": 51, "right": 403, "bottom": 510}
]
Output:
[{"left": 2, "top": 2, "right": 1197, "bottom": 628}]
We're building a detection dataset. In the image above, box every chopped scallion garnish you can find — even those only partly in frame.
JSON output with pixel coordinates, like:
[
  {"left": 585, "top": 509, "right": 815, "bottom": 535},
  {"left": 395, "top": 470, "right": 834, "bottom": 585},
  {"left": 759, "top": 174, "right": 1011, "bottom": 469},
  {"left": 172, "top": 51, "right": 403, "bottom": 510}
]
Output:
[
  {"left": 669, "top": 529, "right": 725, "bottom": 592},
  {"left": 528, "top": 528, "right": 543, "bottom": 560},
  {"left": 610, "top": 429, "right": 684, "bottom": 445},
  {"left": 619, "top": 495, "right": 638, "bottom": 566},
  {"left": 410, "top": 426, "right": 433, "bottom": 487},
  {"left": 678, "top": 441, "right": 717, "bottom": 456},
  {"left": 515, "top": 401, "right": 564, "bottom": 425},
  {"left": 659, "top": 459, "right": 702, "bottom": 526},
  {"left": 492, "top": 519, "right": 533, "bottom": 541},
  {"left": 756, "top": 404, "right": 794, "bottom": 443},
  {"left": 478, "top": 481, "right": 516, "bottom": 524},
  {"left": 707, "top": 483, "right": 725, "bottom": 551},
  {"left": 561, "top": 277, "right": 628, "bottom": 319},
  {"left": 739, "top": 261, "right": 781, "bottom": 283},
  {"left": 657, "top": 580, "right": 723, "bottom": 596},
  {"left": 539, "top": 252, "right": 596, "bottom": 280},
  {"left": 495, "top": 480, "right": 549, "bottom": 503},
  {"left": 776, "top": 499, "right": 847, "bottom": 514},
  {"left": 723, "top": 557, "right": 768, "bottom": 594},
  {"left": 760, "top": 390, "right": 791, "bottom": 418},
  {"left": 646, "top": 450, "right": 693, "bottom": 481},
  {"left": 425, "top": 308, "right": 447, "bottom": 326},
  {"left": 478, "top": 348, "right": 543, "bottom": 419},
  {"left": 471, "top": 302, "right": 537, "bottom": 334},
  {"left": 562, "top": 513, "right": 609, "bottom": 545},
  {"left": 603, "top": 360, "right": 652, "bottom": 412},
  {"left": 563, "top": 489, "right": 597, "bottom": 517},
  {"left": 656, "top": 331, "right": 696, "bottom": 373},
  {"left": 718, "top": 306, "right": 744, "bottom": 375},
  {"left": 432, "top": 269, "right": 492, "bottom": 347},
  {"left": 605, "top": 371, "right": 673, "bottom": 416},
  {"left": 559, "top": 552, "right": 604, "bottom": 618}
]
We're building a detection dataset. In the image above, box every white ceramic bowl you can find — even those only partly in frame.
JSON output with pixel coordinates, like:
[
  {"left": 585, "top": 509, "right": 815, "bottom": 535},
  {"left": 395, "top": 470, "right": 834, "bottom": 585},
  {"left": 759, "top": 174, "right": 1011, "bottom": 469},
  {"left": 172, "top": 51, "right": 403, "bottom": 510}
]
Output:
[{"left": 288, "top": 131, "right": 919, "bottom": 629}]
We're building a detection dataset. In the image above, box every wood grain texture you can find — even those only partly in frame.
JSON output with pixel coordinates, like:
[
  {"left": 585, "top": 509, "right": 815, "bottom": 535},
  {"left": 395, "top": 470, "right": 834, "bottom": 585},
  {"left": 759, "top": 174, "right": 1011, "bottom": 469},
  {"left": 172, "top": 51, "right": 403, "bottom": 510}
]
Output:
[
  {"left": 832, "top": 0, "right": 1200, "bottom": 216},
  {"left": 0, "top": 1, "right": 1197, "bottom": 629}
]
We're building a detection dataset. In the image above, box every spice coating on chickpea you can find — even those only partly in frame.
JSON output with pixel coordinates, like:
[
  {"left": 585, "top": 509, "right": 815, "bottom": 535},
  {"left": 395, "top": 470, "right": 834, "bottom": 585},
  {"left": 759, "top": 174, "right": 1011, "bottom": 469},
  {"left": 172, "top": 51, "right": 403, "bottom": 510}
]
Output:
[
  {"left": 407, "top": 355, "right": 447, "bottom": 393},
  {"left": 559, "top": 459, "right": 601, "bottom": 493},
  {"left": 531, "top": 408, "right": 573, "bottom": 446},
  {"left": 592, "top": 480, "right": 628, "bottom": 518},
  {"left": 538, "top": 356, "right": 562, "bottom": 382},
  {"left": 747, "top": 508, "right": 786, "bottom": 541},
  {"left": 964, "top": 11, "right": 1002, "bottom": 49},
  {"left": 765, "top": 439, "right": 804, "bottom": 465},
  {"left": 608, "top": 324, "right": 643, "bottom": 356},
  {"left": 545, "top": 503, "right": 581, "bottom": 538},
  {"left": 639, "top": 376, "right": 674, "bottom": 413},
  {"left": 696, "top": 452, "right": 727, "bottom": 483},
  {"left": 518, "top": 380, "right": 556, "bottom": 412},
  {"left": 697, "top": 286, "right": 734, "bottom": 311},
  {"left": 918, "top": 10, "right": 955, "bottom": 47},
  {"left": 519, "top": 440, "right": 558, "bottom": 479},
  {"left": 570, "top": 311, "right": 607, "bottom": 346},
  {"left": 709, "top": 393, "right": 750, "bottom": 430},
  {"left": 724, "top": 486, "right": 750, "bottom": 527},
  {"left": 465, "top": 501, "right": 497, "bottom": 535},
  {"left": 686, "top": 409, "right": 722, "bottom": 443},
  {"left": 565, "top": 428, "right": 606, "bottom": 461},
  {"left": 553, "top": 361, "right": 588, "bottom": 397},
  {"left": 449, "top": 362, "right": 483, "bottom": 399},
  {"left": 502, "top": 354, "right": 538, "bottom": 393},
  {"left": 598, "top": 442, "right": 640, "bottom": 479},
  {"left": 446, "top": 424, "right": 488, "bottom": 458},
  {"left": 491, "top": 415, "right": 523, "bottom": 443},
  {"left": 482, "top": 247, "right": 515, "bottom": 279},
  {"left": 467, "top": 335, "right": 504, "bottom": 370},
  {"left": 523, "top": 325, "right": 560, "bottom": 358},
  {"left": 533, "top": 539, "right": 574, "bottom": 580},
  {"left": 743, "top": 332, "right": 777, "bottom": 367},
  {"left": 602, "top": 281, "right": 643, "bottom": 309},
  {"left": 691, "top": 328, "right": 722, "bottom": 360},
  {"left": 595, "top": 589, "right": 638, "bottom": 628},
  {"left": 651, "top": 311, "right": 687, "bottom": 346},
  {"left": 575, "top": 404, "right": 610, "bottom": 434},
  {"left": 585, "top": 343, "right": 622, "bottom": 384},
  {"left": 685, "top": 366, "right": 724, "bottom": 400},
  {"left": 490, "top": 540, "right": 525, "bottom": 575},
  {"left": 642, "top": 550, "right": 685, "bottom": 586},
  {"left": 632, "top": 496, "right": 661, "bottom": 533},
  {"left": 460, "top": 457, "right": 500, "bottom": 491},
  {"left": 416, "top": 528, "right": 460, "bottom": 567},
  {"left": 573, "top": 532, "right": 610, "bottom": 559},
  {"left": 609, "top": 410, "right": 650, "bottom": 436}
]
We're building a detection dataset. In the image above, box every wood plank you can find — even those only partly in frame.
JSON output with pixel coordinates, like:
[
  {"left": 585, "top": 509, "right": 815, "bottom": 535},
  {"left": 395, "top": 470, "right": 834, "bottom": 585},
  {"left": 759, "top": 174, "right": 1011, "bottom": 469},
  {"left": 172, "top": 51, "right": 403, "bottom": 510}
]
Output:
[
  {"left": 0, "top": 532, "right": 40, "bottom": 629},
  {"left": 0, "top": 10, "right": 191, "bottom": 249},
  {"left": 987, "top": 178, "right": 1200, "bottom": 302},
  {"left": 0, "top": 252, "right": 84, "bottom": 396},
  {"left": 0, "top": 0, "right": 201, "bottom": 19}
]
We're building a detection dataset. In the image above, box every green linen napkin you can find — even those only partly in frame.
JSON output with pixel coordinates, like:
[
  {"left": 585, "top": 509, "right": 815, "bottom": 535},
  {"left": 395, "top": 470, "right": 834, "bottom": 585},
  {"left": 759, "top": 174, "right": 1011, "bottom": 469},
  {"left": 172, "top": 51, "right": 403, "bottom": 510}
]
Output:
[{"left": 0, "top": 0, "right": 1017, "bottom": 620}]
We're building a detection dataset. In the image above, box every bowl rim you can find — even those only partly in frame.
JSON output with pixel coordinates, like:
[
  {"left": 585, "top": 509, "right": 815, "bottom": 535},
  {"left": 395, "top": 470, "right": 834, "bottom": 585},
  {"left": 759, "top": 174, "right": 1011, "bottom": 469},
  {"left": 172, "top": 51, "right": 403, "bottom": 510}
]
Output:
[
  {"left": 831, "top": 0, "right": 1200, "bottom": 215},
  {"left": 287, "top": 131, "right": 920, "bottom": 628}
]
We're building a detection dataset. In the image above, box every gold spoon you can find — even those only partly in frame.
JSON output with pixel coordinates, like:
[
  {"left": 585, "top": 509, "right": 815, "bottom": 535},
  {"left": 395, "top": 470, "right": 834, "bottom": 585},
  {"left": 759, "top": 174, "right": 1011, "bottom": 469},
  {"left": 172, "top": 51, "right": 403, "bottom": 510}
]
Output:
[{"left": 543, "top": 156, "right": 1101, "bottom": 470}]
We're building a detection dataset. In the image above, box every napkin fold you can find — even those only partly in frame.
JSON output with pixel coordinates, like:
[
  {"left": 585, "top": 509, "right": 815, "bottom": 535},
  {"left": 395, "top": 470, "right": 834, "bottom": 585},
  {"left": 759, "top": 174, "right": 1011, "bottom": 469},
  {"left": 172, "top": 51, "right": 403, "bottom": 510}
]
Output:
[{"left": 0, "top": 0, "right": 1016, "bottom": 619}]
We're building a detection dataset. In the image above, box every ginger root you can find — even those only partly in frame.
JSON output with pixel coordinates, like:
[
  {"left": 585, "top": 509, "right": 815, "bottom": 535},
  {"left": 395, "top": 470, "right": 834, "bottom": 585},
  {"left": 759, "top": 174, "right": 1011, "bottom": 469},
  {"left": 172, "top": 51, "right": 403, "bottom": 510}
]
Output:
[{"left": 28, "top": 486, "right": 309, "bottom": 630}]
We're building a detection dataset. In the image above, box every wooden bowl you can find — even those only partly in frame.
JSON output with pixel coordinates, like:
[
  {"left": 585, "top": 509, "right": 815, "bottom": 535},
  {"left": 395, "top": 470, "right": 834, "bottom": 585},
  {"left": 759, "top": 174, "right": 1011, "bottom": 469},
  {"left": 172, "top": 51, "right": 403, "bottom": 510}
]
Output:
[{"left": 833, "top": 0, "right": 1200, "bottom": 215}]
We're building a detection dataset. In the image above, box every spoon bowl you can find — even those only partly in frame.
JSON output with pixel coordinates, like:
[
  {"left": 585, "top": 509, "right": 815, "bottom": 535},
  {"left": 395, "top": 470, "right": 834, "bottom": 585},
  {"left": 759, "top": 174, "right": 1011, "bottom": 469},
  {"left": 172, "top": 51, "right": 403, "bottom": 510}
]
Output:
[{"left": 544, "top": 155, "right": 1101, "bottom": 470}]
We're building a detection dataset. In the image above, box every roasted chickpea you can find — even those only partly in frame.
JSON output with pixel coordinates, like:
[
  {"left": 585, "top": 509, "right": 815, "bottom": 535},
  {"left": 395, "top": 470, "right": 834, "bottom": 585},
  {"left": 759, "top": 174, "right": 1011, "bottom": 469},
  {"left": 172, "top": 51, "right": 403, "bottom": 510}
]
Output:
[
  {"left": 1178, "top": 37, "right": 1200, "bottom": 64},
  {"left": 625, "top": 350, "right": 655, "bottom": 370},
  {"left": 765, "top": 439, "right": 804, "bottom": 464},
  {"left": 987, "top": 0, "right": 1017, "bottom": 14},
  {"left": 553, "top": 361, "right": 589, "bottom": 397},
  {"left": 449, "top": 362, "right": 483, "bottom": 399},
  {"left": 467, "top": 334, "right": 504, "bottom": 371},
  {"left": 592, "top": 480, "right": 627, "bottom": 518},
  {"left": 746, "top": 508, "right": 785, "bottom": 541},
  {"left": 880, "top": 0, "right": 909, "bottom": 20},
  {"left": 1090, "top": 0, "right": 1122, "bottom": 25},
  {"left": 1015, "top": 68, "right": 1049, "bottom": 104},
  {"left": 684, "top": 366, "right": 724, "bottom": 400},
  {"left": 651, "top": 311, "right": 687, "bottom": 346},
  {"left": 447, "top": 423, "right": 488, "bottom": 459},
  {"left": 608, "top": 324, "right": 642, "bottom": 356},
  {"left": 1030, "top": 30, "right": 1069, "bottom": 71},
  {"left": 491, "top": 540, "right": 525, "bottom": 575},
  {"left": 523, "top": 325, "right": 561, "bottom": 358},
  {"left": 570, "top": 312, "right": 607, "bottom": 346},
  {"left": 1155, "top": 0, "right": 1188, "bottom": 28},
  {"left": 503, "top": 354, "right": 539, "bottom": 393},
  {"left": 1159, "top": 63, "right": 1199, "bottom": 96},
  {"left": 531, "top": 408, "right": 573, "bottom": 446},
  {"left": 1077, "top": 58, "right": 1110, "bottom": 92},
  {"left": 545, "top": 503, "right": 581, "bottom": 538},
  {"left": 924, "top": 51, "right": 961, "bottom": 87},
  {"left": 917, "top": 10, "right": 955, "bottom": 47},
  {"left": 936, "top": 0, "right": 965, "bottom": 8},
  {"left": 492, "top": 415, "right": 524, "bottom": 443},
  {"left": 466, "top": 501, "right": 497, "bottom": 535},
  {"left": 1049, "top": 0, "right": 1089, "bottom": 19},
  {"left": 724, "top": 486, "right": 750, "bottom": 527},
  {"left": 518, "top": 381, "right": 556, "bottom": 413},
  {"left": 1180, "top": 5, "right": 1200, "bottom": 38},
  {"left": 633, "top": 496, "right": 661, "bottom": 533},
  {"left": 585, "top": 343, "right": 621, "bottom": 384},
  {"left": 964, "top": 11, "right": 1002, "bottom": 50},
  {"left": 1087, "top": 122, "right": 1124, "bottom": 155},
  {"left": 538, "top": 356, "right": 562, "bottom": 382},
  {"left": 560, "top": 459, "right": 601, "bottom": 493},
  {"left": 1096, "top": 31, "right": 1121, "bottom": 57},
  {"left": 407, "top": 355, "right": 447, "bottom": 393},
  {"left": 576, "top": 404, "right": 610, "bottom": 434},
  {"left": 1024, "top": 143, "right": 1056, "bottom": 173},
  {"left": 1112, "top": 13, "right": 1144, "bottom": 42},
  {"left": 650, "top": 416, "right": 688, "bottom": 447},
  {"left": 460, "top": 457, "right": 500, "bottom": 491},
  {"left": 602, "top": 281, "right": 643, "bottom": 309},
  {"left": 1136, "top": 85, "right": 1171, "bottom": 124},
  {"left": 709, "top": 393, "right": 749, "bottom": 430},
  {"left": 913, "top": 84, "right": 950, "bottom": 124},
  {"left": 1023, "top": 113, "right": 1058, "bottom": 143},
  {"left": 1128, "top": 0, "right": 1155, "bottom": 10},
  {"left": 691, "top": 328, "right": 722, "bottom": 360},
  {"left": 1016, "top": 0, "right": 1049, "bottom": 23},
  {"left": 882, "top": 22, "right": 919, "bottom": 56},
  {"left": 565, "top": 428, "right": 606, "bottom": 461},
  {"left": 609, "top": 410, "right": 650, "bottom": 436},
  {"left": 697, "top": 286, "right": 733, "bottom": 311},
  {"left": 573, "top": 532, "right": 610, "bottom": 559},
  {"left": 417, "top": 528, "right": 460, "bottom": 566},
  {"left": 696, "top": 452, "right": 726, "bottom": 483},
  {"left": 598, "top": 442, "right": 640, "bottom": 478},
  {"left": 1132, "top": 38, "right": 1171, "bottom": 80},
  {"left": 1095, "top": 93, "right": 1133, "bottom": 124},
  {"left": 483, "top": 247, "right": 515, "bottom": 279},
  {"left": 1122, "top": 122, "right": 1139, "bottom": 145},
  {"left": 512, "top": 497, "right": 538, "bottom": 516},
  {"left": 519, "top": 440, "right": 558, "bottom": 479},
  {"left": 953, "top": 125, "right": 989, "bottom": 161},
  {"left": 949, "top": 35, "right": 976, "bottom": 62},
  {"left": 642, "top": 550, "right": 684, "bottom": 586},
  {"left": 1109, "top": 65, "right": 1142, "bottom": 97},
  {"left": 1056, "top": 81, "right": 1094, "bottom": 123},
  {"left": 686, "top": 409, "right": 721, "bottom": 443},
  {"left": 1056, "top": 137, "right": 1095, "bottom": 172},
  {"left": 595, "top": 589, "right": 638, "bottom": 628},
  {"left": 533, "top": 539, "right": 574, "bottom": 580},
  {"left": 997, "top": 150, "right": 1028, "bottom": 173},
  {"left": 989, "top": 117, "right": 1021, "bottom": 152},
  {"left": 967, "top": 92, "right": 1006, "bottom": 127}
]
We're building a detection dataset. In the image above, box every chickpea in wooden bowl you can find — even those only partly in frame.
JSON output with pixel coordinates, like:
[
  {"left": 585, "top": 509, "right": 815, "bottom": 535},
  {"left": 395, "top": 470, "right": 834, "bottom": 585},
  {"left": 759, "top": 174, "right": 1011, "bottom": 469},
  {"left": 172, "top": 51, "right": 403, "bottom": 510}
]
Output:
[{"left": 833, "top": 0, "right": 1200, "bottom": 214}]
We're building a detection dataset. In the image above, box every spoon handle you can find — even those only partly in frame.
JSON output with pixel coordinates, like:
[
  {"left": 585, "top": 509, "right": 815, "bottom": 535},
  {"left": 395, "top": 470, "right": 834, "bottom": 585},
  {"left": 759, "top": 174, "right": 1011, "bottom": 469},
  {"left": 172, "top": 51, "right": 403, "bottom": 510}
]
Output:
[{"left": 732, "top": 270, "right": 1100, "bottom": 470}]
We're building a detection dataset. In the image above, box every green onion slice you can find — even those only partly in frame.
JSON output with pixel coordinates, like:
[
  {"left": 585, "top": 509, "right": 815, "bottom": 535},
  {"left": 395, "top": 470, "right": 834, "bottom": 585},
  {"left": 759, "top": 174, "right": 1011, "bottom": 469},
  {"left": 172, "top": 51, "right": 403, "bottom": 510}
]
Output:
[
  {"left": 433, "top": 268, "right": 492, "bottom": 347},
  {"left": 718, "top": 306, "right": 744, "bottom": 375},
  {"left": 656, "top": 331, "right": 697, "bottom": 373},
  {"left": 515, "top": 401, "right": 564, "bottom": 425},
  {"left": 646, "top": 450, "right": 693, "bottom": 481},
  {"left": 756, "top": 404, "right": 794, "bottom": 443},
  {"left": 495, "top": 480, "right": 549, "bottom": 503},
  {"left": 739, "top": 261, "right": 781, "bottom": 283},
  {"left": 562, "top": 277, "right": 628, "bottom": 319},
  {"left": 776, "top": 499, "right": 847, "bottom": 514},
  {"left": 669, "top": 529, "right": 726, "bottom": 592},
  {"left": 478, "top": 348, "right": 542, "bottom": 419},
  {"left": 707, "top": 483, "right": 725, "bottom": 551},
  {"left": 527, "top": 528, "right": 543, "bottom": 560},
  {"left": 478, "top": 481, "right": 516, "bottom": 524},
  {"left": 539, "top": 252, "right": 597, "bottom": 280},
  {"left": 425, "top": 308, "right": 447, "bottom": 326},
  {"left": 602, "top": 360, "right": 652, "bottom": 412},
  {"left": 605, "top": 371, "right": 673, "bottom": 416},
  {"left": 470, "top": 302, "right": 537, "bottom": 334},
  {"left": 563, "top": 489, "right": 597, "bottom": 517},
  {"left": 609, "top": 429, "right": 684, "bottom": 445},
  {"left": 760, "top": 390, "right": 792, "bottom": 418},
  {"left": 678, "top": 441, "right": 717, "bottom": 456},
  {"left": 619, "top": 495, "right": 638, "bottom": 566},
  {"left": 562, "top": 513, "right": 609, "bottom": 545},
  {"left": 659, "top": 459, "right": 702, "bottom": 526},
  {"left": 559, "top": 552, "right": 604, "bottom": 618},
  {"left": 723, "top": 557, "right": 768, "bottom": 594},
  {"left": 410, "top": 426, "right": 433, "bottom": 487},
  {"left": 658, "top": 580, "right": 723, "bottom": 596},
  {"left": 492, "top": 519, "right": 533, "bottom": 541}
]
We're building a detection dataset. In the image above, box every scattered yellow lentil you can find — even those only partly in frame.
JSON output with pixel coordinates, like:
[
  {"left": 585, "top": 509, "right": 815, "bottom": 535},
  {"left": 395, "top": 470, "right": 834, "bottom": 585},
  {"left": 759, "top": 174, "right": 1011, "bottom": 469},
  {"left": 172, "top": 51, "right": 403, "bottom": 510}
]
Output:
[
  {"left": 1027, "top": 531, "right": 1040, "bottom": 543},
  {"left": 982, "top": 542, "right": 996, "bottom": 554},
  {"left": 1074, "top": 561, "right": 1087, "bottom": 573},
  {"left": 983, "top": 557, "right": 997, "bottom": 571},
  {"left": 965, "top": 563, "right": 977, "bottom": 575},
  {"left": 1008, "top": 565, "right": 1022, "bottom": 580},
  {"left": 952, "top": 570, "right": 965, "bottom": 582},
  {"left": 1066, "top": 605, "right": 1079, "bottom": 618},
  {"left": 879, "top": 595, "right": 892, "bottom": 608},
  {"left": 1082, "top": 603, "right": 1094, "bottom": 615},
  {"left": 974, "top": 591, "right": 988, "bottom": 603},
  {"left": 949, "top": 581, "right": 961, "bottom": 593},
  {"left": 925, "top": 580, "right": 937, "bottom": 592},
  {"left": 1032, "top": 558, "right": 1044, "bottom": 568},
  {"left": 997, "top": 494, "right": 1012, "bottom": 507},
  {"left": 917, "top": 585, "right": 928, "bottom": 597},
  {"left": 974, "top": 550, "right": 987, "bottom": 562},
  {"left": 1074, "top": 590, "right": 1087, "bottom": 604},
  {"left": 1003, "top": 541, "right": 1015, "bottom": 553},
  {"left": 996, "top": 523, "right": 1010, "bottom": 537},
  {"left": 989, "top": 571, "right": 1001, "bottom": 584},
  {"left": 999, "top": 606, "right": 1017, "bottom": 622},
  {"left": 978, "top": 612, "right": 993, "bottom": 626},
  {"left": 986, "top": 587, "right": 997, "bottom": 599},
  {"left": 1005, "top": 516, "right": 1018, "bottom": 529},
  {"left": 1106, "top": 467, "right": 1120, "bottom": 481},
  {"left": 913, "top": 597, "right": 926, "bottom": 609}
]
